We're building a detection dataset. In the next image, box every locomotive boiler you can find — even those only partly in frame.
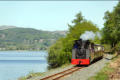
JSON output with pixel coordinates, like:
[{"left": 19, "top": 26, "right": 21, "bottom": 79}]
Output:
[{"left": 71, "top": 39, "right": 104, "bottom": 65}]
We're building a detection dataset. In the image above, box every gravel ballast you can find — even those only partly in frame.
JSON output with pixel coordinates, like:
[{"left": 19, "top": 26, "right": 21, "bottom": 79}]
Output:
[
  {"left": 63, "top": 58, "right": 111, "bottom": 80},
  {"left": 27, "top": 64, "right": 74, "bottom": 80}
]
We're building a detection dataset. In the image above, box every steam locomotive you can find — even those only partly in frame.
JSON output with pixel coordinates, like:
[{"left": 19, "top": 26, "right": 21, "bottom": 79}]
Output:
[{"left": 71, "top": 39, "right": 104, "bottom": 65}]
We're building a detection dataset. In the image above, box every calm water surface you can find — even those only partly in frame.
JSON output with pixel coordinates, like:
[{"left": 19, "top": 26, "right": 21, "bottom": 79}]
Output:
[{"left": 0, "top": 51, "right": 48, "bottom": 80}]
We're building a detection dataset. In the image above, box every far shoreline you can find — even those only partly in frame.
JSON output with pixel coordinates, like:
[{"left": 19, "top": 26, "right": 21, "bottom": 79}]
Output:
[{"left": 0, "top": 50, "right": 47, "bottom": 52}]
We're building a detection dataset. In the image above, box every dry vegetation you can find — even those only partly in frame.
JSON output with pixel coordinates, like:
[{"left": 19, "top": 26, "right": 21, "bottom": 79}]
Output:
[
  {"left": 109, "top": 56, "right": 120, "bottom": 80},
  {"left": 89, "top": 53, "right": 120, "bottom": 80}
]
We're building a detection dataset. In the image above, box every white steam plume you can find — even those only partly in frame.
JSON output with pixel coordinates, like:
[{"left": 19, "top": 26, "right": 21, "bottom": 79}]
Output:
[{"left": 80, "top": 31, "right": 101, "bottom": 40}]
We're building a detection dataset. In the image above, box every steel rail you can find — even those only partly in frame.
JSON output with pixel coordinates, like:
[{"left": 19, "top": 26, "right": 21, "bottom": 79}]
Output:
[
  {"left": 40, "top": 67, "right": 82, "bottom": 80},
  {"left": 52, "top": 67, "right": 82, "bottom": 80}
]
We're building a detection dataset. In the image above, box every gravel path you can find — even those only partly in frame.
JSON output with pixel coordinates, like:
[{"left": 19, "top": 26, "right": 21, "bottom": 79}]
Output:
[{"left": 28, "top": 54, "right": 113, "bottom": 80}]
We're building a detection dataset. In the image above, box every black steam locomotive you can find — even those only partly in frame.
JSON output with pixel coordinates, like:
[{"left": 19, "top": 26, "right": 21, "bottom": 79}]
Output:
[{"left": 71, "top": 39, "right": 104, "bottom": 65}]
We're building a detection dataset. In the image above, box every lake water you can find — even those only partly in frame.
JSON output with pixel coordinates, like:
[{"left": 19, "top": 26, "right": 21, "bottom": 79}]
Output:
[{"left": 0, "top": 51, "right": 48, "bottom": 80}]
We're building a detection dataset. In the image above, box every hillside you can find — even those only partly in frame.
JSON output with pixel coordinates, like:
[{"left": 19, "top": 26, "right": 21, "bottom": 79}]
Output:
[
  {"left": 0, "top": 27, "right": 66, "bottom": 50},
  {"left": 0, "top": 25, "right": 16, "bottom": 30}
]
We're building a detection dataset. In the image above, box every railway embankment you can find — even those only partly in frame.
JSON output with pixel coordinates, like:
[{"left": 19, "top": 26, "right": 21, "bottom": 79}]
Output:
[
  {"left": 89, "top": 54, "right": 120, "bottom": 80},
  {"left": 19, "top": 54, "right": 114, "bottom": 80}
]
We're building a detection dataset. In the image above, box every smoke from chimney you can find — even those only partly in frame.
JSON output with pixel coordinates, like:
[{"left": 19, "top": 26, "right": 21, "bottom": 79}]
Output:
[{"left": 80, "top": 31, "right": 101, "bottom": 40}]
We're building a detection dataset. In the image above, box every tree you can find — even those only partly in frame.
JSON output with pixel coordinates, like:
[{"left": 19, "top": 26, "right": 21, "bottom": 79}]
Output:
[
  {"left": 72, "top": 12, "right": 84, "bottom": 25},
  {"left": 102, "top": 2, "right": 120, "bottom": 48}
]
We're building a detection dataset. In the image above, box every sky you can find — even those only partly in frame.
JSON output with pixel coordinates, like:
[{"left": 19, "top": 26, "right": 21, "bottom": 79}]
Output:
[{"left": 0, "top": 1, "right": 118, "bottom": 31}]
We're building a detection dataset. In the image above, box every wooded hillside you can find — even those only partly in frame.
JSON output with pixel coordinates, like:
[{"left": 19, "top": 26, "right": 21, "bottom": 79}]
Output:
[{"left": 0, "top": 27, "right": 66, "bottom": 50}]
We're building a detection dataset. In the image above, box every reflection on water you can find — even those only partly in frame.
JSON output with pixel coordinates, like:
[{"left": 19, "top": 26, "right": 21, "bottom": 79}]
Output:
[{"left": 0, "top": 51, "right": 48, "bottom": 80}]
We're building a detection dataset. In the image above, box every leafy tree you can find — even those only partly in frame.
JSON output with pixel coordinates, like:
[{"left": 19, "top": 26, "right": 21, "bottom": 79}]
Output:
[
  {"left": 102, "top": 2, "right": 120, "bottom": 48},
  {"left": 72, "top": 12, "right": 84, "bottom": 25}
]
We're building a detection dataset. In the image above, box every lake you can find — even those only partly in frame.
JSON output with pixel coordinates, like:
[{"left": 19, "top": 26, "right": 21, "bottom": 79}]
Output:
[{"left": 0, "top": 51, "right": 48, "bottom": 80}]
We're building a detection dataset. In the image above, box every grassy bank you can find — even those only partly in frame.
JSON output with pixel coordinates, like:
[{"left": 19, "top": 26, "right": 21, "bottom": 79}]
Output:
[
  {"left": 18, "top": 72, "right": 44, "bottom": 80},
  {"left": 88, "top": 54, "right": 119, "bottom": 80}
]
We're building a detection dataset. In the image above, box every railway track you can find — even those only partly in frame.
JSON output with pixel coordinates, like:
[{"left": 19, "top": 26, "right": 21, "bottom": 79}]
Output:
[
  {"left": 40, "top": 57, "right": 104, "bottom": 80},
  {"left": 40, "top": 67, "right": 83, "bottom": 80}
]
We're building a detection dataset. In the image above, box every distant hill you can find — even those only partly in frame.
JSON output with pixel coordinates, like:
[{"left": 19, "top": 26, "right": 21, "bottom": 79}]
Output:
[
  {"left": 0, "top": 26, "right": 66, "bottom": 50},
  {"left": 0, "top": 25, "right": 16, "bottom": 30}
]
